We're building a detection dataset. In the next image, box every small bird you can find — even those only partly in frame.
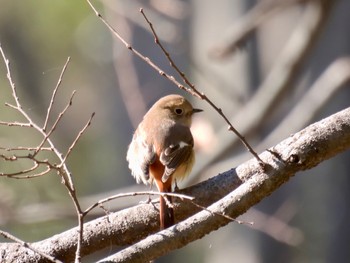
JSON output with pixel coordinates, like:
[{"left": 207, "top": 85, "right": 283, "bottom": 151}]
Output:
[{"left": 127, "top": 94, "right": 202, "bottom": 229}]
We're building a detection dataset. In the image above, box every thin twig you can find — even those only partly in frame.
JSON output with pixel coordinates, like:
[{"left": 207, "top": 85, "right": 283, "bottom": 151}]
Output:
[
  {"left": 0, "top": 146, "right": 53, "bottom": 151},
  {"left": 83, "top": 191, "right": 195, "bottom": 216},
  {"left": 186, "top": 199, "right": 253, "bottom": 226},
  {"left": 33, "top": 90, "right": 76, "bottom": 158},
  {"left": 0, "top": 121, "right": 32, "bottom": 127},
  {"left": 0, "top": 160, "right": 39, "bottom": 177},
  {"left": 60, "top": 112, "right": 95, "bottom": 165},
  {"left": 0, "top": 44, "right": 21, "bottom": 110},
  {"left": 0, "top": 153, "right": 53, "bottom": 178},
  {"left": 82, "top": 189, "right": 252, "bottom": 226},
  {"left": 43, "top": 57, "right": 71, "bottom": 131},
  {"left": 9, "top": 167, "right": 52, "bottom": 179}
]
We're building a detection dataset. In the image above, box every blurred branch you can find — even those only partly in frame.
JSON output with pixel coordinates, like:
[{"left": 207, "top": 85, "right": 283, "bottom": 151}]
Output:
[
  {"left": 103, "top": 1, "right": 147, "bottom": 128},
  {"left": 1, "top": 106, "right": 350, "bottom": 262},
  {"left": 262, "top": 56, "right": 350, "bottom": 148},
  {"left": 200, "top": 55, "right": 350, "bottom": 179},
  {"left": 211, "top": 0, "right": 309, "bottom": 58},
  {"left": 241, "top": 198, "right": 304, "bottom": 247},
  {"left": 149, "top": 0, "right": 189, "bottom": 20},
  {"left": 191, "top": 0, "right": 337, "bottom": 181}
]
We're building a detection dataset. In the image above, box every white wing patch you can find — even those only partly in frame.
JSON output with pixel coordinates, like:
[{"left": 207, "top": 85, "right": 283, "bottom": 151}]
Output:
[{"left": 178, "top": 141, "right": 190, "bottom": 148}]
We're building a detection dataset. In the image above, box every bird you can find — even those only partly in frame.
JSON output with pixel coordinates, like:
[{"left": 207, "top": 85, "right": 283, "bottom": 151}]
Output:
[{"left": 126, "top": 94, "right": 202, "bottom": 229}]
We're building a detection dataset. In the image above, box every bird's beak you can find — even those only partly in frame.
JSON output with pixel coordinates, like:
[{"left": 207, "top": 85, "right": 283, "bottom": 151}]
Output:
[{"left": 192, "top": 108, "right": 203, "bottom": 114}]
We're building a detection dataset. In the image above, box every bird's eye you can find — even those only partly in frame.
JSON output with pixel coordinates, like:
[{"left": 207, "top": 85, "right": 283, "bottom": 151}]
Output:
[{"left": 174, "top": 108, "right": 183, "bottom": 115}]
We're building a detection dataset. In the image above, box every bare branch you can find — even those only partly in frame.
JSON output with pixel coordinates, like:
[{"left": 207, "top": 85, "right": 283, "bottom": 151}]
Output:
[
  {"left": 0, "top": 230, "right": 63, "bottom": 263},
  {"left": 0, "top": 44, "right": 87, "bottom": 263}
]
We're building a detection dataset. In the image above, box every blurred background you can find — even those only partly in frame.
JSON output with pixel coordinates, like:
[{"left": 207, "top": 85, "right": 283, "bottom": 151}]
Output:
[{"left": 0, "top": 0, "right": 350, "bottom": 262}]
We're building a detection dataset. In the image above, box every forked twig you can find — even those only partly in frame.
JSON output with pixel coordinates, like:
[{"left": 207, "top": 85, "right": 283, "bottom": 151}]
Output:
[
  {"left": 0, "top": 45, "right": 92, "bottom": 263},
  {"left": 33, "top": 90, "right": 76, "bottom": 158}
]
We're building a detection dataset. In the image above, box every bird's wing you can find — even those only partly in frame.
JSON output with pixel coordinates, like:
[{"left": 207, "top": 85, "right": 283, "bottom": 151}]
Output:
[{"left": 160, "top": 138, "right": 193, "bottom": 183}]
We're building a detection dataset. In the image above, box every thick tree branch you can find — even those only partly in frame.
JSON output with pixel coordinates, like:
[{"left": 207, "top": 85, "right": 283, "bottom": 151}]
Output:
[
  {"left": 99, "top": 106, "right": 350, "bottom": 262},
  {"left": 1, "top": 106, "right": 350, "bottom": 262}
]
